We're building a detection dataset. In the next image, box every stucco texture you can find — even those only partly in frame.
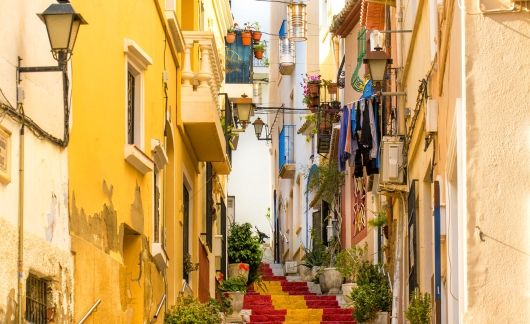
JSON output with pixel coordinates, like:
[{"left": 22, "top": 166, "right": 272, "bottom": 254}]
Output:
[{"left": 464, "top": 9, "right": 530, "bottom": 323}]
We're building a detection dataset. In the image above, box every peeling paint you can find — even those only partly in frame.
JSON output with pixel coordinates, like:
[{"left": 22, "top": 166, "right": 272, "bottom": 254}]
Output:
[
  {"left": 130, "top": 184, "right": 144, "bottom": 234},
  {"left": 0, "top": 289, "right": 16, "bottom": 324}
]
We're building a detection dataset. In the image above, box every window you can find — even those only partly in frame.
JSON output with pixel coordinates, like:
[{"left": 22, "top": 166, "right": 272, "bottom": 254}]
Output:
[
  {"left": 0, "top": 126, "right": 11, "bottom": 184},
  {"left": 124, "top": 38, "right": 152, "bottom": 148},
  {"left": 26, "top": 274, "right": 49, "bottom": 324}
]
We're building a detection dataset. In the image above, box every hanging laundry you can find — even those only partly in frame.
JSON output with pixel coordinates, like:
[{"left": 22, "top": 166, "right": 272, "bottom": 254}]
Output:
[{"left": 338, "top": 105, "right": 350, "bottom": 172}]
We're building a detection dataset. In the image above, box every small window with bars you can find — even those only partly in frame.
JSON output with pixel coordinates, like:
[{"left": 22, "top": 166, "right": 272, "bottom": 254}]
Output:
[{"left": 26, "top": 274, "right": 50, "bottom": 324}]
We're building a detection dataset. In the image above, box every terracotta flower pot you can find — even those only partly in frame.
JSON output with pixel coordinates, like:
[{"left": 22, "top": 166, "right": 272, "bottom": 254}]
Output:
[
  {"left": 225, "top": 32, "right": 236, "bottom": 44},
  {"left": 326, "top": 83, "right": 338, "bottom": 94},
  {"left": 254, "top": 50, "right": 264, "bottom": 59},
  {"left": 228, "top": 263, "right": 249, "bottom": 283},
  {"left": 241, "top": 31, "right": 252, "bottom": 46},
  {"left": 308, "top": 81, "right": 320, "bottom": 97},
  {"left": 252, "top": 31, "right": 262, "bottom": 41}
]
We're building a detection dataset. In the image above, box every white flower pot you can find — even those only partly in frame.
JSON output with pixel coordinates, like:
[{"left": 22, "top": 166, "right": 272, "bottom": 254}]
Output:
[
  {"left": 341, "top": 282, "right": 357, "bottom": 302},
  {"left": 224, "top": 291, "right": 244, "bottom": 322},
  {"left": 369, "top": 311, "right": 389, "bottom": 324},
  {"left": 319, "top": 267, "right": 342, "bottom": 295}
]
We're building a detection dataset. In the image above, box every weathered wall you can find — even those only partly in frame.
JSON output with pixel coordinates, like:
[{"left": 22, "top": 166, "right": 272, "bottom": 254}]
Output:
[
  {"left": 0, "top": 0, "right": 73, "bottom": 321},
  {"left": 463, "top": 3, "right": 530, "bottom": 322}
]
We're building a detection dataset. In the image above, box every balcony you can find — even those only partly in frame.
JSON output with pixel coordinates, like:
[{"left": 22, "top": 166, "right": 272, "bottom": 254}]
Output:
[
  {"left": 279, "top": 125, "right": 295, "bottom": 179},
  {"left": 181, "top": 31, "right": 230, "bottom": 174}
]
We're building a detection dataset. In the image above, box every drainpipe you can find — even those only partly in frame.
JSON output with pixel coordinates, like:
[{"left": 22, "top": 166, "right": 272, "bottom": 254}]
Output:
[
  {"left": 391, "top": 192, "right": 406, "bottom": 324},
  {"left": 17, "top": 124, "right": 25, "bottom": 322},
  {"left": 396, "top": 3, "right": 406, "bottom": 136}
]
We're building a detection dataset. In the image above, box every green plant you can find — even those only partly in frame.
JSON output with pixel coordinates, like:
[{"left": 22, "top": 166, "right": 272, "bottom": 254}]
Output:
[
  {"left": 253, "top": 42, "right": 266, "bottom": 51},
  {"left": 227, "top": 223, "right": 263, "bottom": 285},
  {"left": 301, "top": 230, "right": 327, "bottom": 268},
  {"left": 406, "top": 289, "right": 432, "bottom": 324},
  {"left": 335, "top": 243, "right": 368, "bottom": 282},
  {"left": 165, "top": 295, "right": 222, "bottom": 324},
  {"left": 227, "top": 26, "right": 235, "bottom": 33},
  {"left": 368, "top": 211, "right": 387, "bottom": 227},
  {"left": 307, "top": 158, "right": 345, "bottom": 204},
  {"left": 350, "top": 261, "right": 392, "bottom": 322},
  {"left": 183, "top": 253, "right": 199, "bottom": 275},
  {"left": 324, "top": 236, "right": 341, "bottom": 267},
  {"left": 218, "top": 276, "right": 247, "bottom": 292}
]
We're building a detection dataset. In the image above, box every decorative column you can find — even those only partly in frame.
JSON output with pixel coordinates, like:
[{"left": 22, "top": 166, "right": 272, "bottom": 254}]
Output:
[
  {"left": 197, "top": 43, "right": 212, "bottom": 88},
  {"left": 182, "top": 43, "right": 194, "bottom": 89}
]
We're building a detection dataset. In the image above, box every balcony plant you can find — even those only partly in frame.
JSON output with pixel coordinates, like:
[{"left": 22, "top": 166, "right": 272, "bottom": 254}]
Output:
[
  {"left": 241, "top": 25, "right": 252, "bottom": 46},
  {"left": 406, "top": 289, "right": 432, "bottom": 324},
  {"left": 226, "top": 26, "right": 236, "bottom": 44},
  {"left": 307, "top": 158, "right": 345, "bottom": 205},
  {"left": 165, "top": 296, "right": 222, "bottom": 324},
  {"left": 349, "top": 261, "right": 392, "bottom": 323},
  {"left": 183, "top": 253, "right": 199, "bottom": 276},
  {"left": 227, "top": 222, "right": 263, "bottom": 285},
  {"left": 322, "top": 79, "right": 338, "bottom": 95},
  {"left": 336, "top": 243, "right": 368, "bottom": 301},
  {"left": 249, "top": 21, "right": 262, "bottom": 41},
  {"left": 253, "top": 41, "right": 266, "bottom": 60},
  {"left": 301, "top": 74, "right": 321, "bottom": 112}
]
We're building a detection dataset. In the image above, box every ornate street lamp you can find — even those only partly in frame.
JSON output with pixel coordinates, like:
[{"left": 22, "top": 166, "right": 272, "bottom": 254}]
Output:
[
  {"left": 363, "top": 30, "right": 392, "bottom": 86},
  {"left": 287, "top": 2, "right": 307, "bottom": 42},
  {"left": 232, "top": 95, "right": 254, "bottom": 129},
  {"left": 252, "top": 117, "right": 271, "bottom": 141},
  {"left": 38, "top": 0, "right": 88, "bottom": 65}
]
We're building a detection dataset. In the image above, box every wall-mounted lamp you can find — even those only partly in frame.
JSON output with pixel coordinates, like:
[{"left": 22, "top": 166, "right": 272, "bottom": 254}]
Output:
[
  {"left": 16, "top": 0, "right": 87, "bottom": 148},
  {"left": 252, "top": 117, "right": 272, "bottom": 141},
  {"left": 232, "top": 94, "right": 254, "bottom": 129},
  {"left": 19, "top": 0, "right": 87, "bottom": 73}
]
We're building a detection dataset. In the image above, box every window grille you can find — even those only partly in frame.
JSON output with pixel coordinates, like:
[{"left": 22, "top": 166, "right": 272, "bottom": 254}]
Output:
[
  {"left": 127, "top": 71, "right": 135, "bottom": 144},
  {"left": 26, "top": 274, "right": 49, "bottom": 324}
]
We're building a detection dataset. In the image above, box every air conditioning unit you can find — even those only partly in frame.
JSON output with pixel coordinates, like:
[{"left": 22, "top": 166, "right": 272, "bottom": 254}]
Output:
[
  {"left": 380, "top": 136, "right": 405, "bottom": 184},
  {"left": 425, "top": 99, "right": 438, "bottom": 133}
]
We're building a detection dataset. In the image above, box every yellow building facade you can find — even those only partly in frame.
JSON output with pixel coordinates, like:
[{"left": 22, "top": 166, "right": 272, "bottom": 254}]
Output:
[{"left": 69, "top": 0, "right": 232, "bottom": 322}]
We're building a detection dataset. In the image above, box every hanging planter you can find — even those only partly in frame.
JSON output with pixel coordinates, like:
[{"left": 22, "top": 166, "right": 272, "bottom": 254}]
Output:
[
  {"left": 241, "top": 30, "right": 252, "bottom": 46},
  {"left": 226, "top": 29, "right": 236, "bottom": 44},
  {"left": 325, "top": 81, "right": 338, "bottom": 95},
  {"left": 253, "top": 42, "right": 266, "bottom": 60},
  {"left": 252, "top": 31, "right": 262, "bottom": 42}
]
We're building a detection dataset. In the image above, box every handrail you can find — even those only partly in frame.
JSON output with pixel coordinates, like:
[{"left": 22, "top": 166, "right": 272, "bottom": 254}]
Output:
[
  {"left": 153, "top": 294, "right": 166, "bottom": 319},
  {"left": 78, "top": 299, "right": 101, "bottom": 324}
]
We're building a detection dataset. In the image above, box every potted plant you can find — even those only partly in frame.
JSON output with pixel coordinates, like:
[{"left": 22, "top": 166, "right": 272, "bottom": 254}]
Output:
[
  {"left": 250, "top": 21, "right": 262, "bottom": 41},
  {"left": 318, "top": 237, "right": 342, "bottom": 295},
  {"left": 253, "top": 41, "right": 266, "bottom": 60},
  {"left": 227, "top": 222, "right": 263, "bottom": 285},
  {"left": 322, "top": 79, "right": 338, "bottom": 95},
  {"left": 349, "top": 261, "right": 392, "bottom": 324},
  {"left": 336, "top": 243, "right": 368, "bottom": 302},
  {"left": 405, "top": 289, "right": 432, "bottom": 324},
  {"left": 218, "top": 276, "right": 248, "bottom": 322},
  {"left": 165, "top": 295, "right": 223, "bottom": 323},
  {"left": 301, "top": 230, "right": 327, "bottom": 282},
  {"left": 301, "top": 74, "right": 321, "bottom": 111},
  {"left": 226, "top": 26, "right": 236, "bottom": 44},
  {"left": 369, "top": 210, "right": 389, "bottom": 239},
  {"left": 241, "top": 24, "right": 252, "bottom": 46}
]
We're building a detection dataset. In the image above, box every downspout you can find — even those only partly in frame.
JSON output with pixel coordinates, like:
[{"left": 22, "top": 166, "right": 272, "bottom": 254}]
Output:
[
  {"left": 391, "top": 192, "right": 407, "bottom": 324},
  {"left": 17, "top": 124, "right": 25, "bottom": 323}
]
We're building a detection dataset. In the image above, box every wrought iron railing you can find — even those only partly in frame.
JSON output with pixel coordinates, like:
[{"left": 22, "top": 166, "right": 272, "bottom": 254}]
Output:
[{"left": 279, "top": 125, "right": 295, "bottom": 170}]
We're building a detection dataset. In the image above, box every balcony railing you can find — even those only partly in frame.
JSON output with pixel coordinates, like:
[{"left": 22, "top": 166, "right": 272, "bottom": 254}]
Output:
[{"left": 279, "top": 125, "right": 295, "bottom": 178}]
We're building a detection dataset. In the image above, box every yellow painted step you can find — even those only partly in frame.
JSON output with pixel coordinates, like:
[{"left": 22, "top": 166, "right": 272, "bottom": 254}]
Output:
[{"left": 285, "top": 308, "right": 323, "bottom": 321}]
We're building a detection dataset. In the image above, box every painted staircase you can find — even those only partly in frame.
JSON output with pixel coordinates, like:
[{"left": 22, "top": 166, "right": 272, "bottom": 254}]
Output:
[{"left": 243, "top": 263, "right": 355, "bottom": 324}]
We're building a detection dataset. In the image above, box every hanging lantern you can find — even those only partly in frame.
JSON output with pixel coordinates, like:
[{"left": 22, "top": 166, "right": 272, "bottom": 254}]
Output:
[
  {"left": 287, "top": 2, "right": 306, "bottom": 42},
  {"left": 278, "top": 20, "right": 295, "bottom": 75}
]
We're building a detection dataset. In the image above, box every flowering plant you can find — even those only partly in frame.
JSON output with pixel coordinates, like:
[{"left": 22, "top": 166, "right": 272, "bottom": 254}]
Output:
[{"left": 301, "top": 74, "right": 321, "bottom": 105}]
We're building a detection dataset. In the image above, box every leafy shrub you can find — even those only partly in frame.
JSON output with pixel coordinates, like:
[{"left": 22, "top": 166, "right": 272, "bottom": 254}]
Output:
[
  {"left": 165, "top": 296, "right": 222, "bottom": 324},
  {"left": 350, "top": 261, "right": 392, "bottom": 322},
  {"left": 301, "top": 230, "right": 327, "bottom": 268},
  {"left": 406, "top": 289, "right": 432, "bottom": 324},
  {"left": 227, "top": 223, "right": 263, "bottom": 285},
  {"left": 335, "top": 243, "right": 367, "bottom": 282},
  {"left": 218, "top": 276, "right": 247, "bottom": 292}
]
